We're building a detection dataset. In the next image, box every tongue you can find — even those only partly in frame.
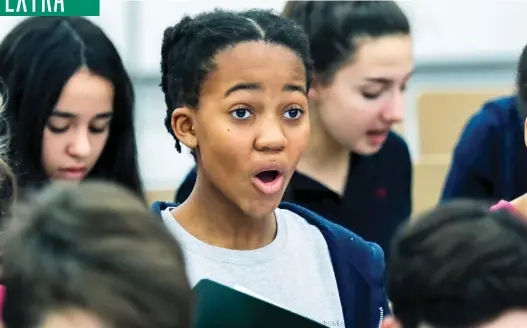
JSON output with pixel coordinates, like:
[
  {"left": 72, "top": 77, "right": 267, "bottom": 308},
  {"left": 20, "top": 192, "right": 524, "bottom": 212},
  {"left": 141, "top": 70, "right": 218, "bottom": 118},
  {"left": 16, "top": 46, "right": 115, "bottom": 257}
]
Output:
[{"left": 257, "top": 171, "right": 277, "bottom": 183}]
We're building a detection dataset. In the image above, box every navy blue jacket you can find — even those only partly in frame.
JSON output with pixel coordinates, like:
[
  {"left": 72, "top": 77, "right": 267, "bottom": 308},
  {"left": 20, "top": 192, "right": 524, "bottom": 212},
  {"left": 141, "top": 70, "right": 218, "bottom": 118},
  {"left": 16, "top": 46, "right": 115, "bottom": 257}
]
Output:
[
  {"left": 442, "top": 95, "right": 527, "bottom": 202},
  {"left": 151, "top": 201, "right": 390, "bottom": 328}
]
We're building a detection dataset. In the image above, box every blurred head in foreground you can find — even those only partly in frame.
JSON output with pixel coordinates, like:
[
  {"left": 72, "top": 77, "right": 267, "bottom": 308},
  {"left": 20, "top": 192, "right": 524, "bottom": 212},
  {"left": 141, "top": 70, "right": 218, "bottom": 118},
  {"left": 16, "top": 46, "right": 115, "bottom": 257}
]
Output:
[
  {"left": 2, "top": 181, "right": 191, "bottom": 328},
  {"left": 384, "top": 200, "right": 527, "bottom": 328}
]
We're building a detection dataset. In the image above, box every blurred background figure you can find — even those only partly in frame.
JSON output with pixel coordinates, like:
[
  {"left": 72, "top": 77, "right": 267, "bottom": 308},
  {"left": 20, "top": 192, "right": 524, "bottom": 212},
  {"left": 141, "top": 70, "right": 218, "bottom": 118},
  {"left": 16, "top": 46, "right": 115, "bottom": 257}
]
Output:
[
  {"left": 441, "top": 43, "right": 527, "bottom": 204},
  {"left": 280, "top": 0, "right": 413, "bottom": 255},
  {"left": 384, "top": 201, "right": 527, "bottom": 328},
  {"left": 0, "top": 17, "right": 143, "bottom": 199}
]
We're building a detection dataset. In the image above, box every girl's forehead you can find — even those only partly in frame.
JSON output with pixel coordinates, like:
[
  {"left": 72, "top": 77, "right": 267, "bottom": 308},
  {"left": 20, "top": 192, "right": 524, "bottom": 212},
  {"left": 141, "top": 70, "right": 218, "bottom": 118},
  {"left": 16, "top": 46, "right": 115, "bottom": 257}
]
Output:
[{"left": 202, "top": 42, "right": 306, "bottom": 94}]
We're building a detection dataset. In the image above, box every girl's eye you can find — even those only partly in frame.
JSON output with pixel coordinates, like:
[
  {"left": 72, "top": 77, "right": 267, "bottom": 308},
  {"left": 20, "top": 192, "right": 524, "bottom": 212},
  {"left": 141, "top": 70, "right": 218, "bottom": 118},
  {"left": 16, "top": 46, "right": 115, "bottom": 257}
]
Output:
[
  {"left": 89, "top": 125, "right": 109, "bottom": 134},
  {"left": 283, "top": 108, "right": 303, "bottom": 120},
  {"left": 230, "top": 108, "right": 253, "bottom": 120},
  {"left": 89, "top": 119, "right": 112, "bottom": 134},
  {"left": 47, "top": 124, "right": 69, "bottom": 134},
  {"left": 362, "top": 92, "right": 382, "bottom": 100}
]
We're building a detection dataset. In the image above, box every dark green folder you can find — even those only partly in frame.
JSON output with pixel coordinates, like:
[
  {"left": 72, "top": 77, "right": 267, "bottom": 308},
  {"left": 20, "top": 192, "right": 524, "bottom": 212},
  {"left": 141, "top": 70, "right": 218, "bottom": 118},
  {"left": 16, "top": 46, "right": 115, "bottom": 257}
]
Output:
[{"left": 193, "top": 279, "right": 327, "bottom": 328}]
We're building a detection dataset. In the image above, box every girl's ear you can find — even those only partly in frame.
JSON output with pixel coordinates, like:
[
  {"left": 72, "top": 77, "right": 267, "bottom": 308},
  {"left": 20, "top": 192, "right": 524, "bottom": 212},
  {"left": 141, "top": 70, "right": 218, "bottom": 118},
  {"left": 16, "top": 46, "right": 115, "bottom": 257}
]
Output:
[
  {"left": 524, "top": 118, "right": 527, "bottom": 148},
  {"left": 308, "top": 73, "right": 324, "bottom": 101},
  {"left": 171, "top": 107, "right": 198, "bottom": 150}
]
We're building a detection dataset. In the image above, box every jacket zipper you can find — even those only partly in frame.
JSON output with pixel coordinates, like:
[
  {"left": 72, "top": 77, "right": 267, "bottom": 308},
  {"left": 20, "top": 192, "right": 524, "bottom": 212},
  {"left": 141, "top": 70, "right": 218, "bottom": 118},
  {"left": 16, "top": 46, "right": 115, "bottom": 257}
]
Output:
[{"left": 377, "top": 306, "right": 384, "bottom": 328}]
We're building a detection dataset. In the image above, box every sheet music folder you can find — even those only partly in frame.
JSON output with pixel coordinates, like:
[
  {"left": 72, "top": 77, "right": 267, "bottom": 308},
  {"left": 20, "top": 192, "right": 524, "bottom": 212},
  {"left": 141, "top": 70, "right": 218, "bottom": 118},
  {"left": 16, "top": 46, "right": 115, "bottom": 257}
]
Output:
[{"left": 193, "top": 279, "right": 327, "bottom": 328}]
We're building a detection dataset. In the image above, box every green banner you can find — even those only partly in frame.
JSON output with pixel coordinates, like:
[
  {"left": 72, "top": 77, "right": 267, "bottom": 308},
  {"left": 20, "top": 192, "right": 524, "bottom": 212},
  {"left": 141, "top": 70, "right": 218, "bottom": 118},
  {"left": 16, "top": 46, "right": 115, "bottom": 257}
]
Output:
[{"left": 1, "top": 0, "right": 100, "bottom": 16}]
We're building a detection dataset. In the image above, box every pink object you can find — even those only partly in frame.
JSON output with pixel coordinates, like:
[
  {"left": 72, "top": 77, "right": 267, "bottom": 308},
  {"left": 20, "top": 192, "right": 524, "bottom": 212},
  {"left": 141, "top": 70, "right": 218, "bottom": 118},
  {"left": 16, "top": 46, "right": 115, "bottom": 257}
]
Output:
[
  {"left": 490, "top": 200, "right": 521, "bottom": 217},
  {"left": 0, "top": 285, "right": 5, "bottom": 317}
]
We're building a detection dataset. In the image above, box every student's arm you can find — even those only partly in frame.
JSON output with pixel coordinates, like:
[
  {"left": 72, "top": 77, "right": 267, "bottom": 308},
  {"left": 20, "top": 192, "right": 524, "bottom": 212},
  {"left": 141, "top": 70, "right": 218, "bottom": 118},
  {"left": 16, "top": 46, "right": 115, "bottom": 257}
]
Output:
[
  {"left": 174, "top": 166, "right": 197, "bottom": 203},
  {"left": 441, "top": 109, "right": 496, "bottom": 201}
]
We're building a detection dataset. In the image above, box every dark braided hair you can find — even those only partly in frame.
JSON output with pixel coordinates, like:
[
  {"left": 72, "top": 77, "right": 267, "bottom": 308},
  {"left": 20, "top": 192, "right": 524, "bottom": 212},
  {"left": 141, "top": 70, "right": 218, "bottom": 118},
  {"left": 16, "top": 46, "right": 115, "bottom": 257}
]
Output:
[
  {"left": 387, "top": 200, "right": 527, "bottom": 328},
  {"left": 159, "top": 9, "right": 313, "bottom": 153},
  {"left": 282, "top": 1, "right": 410, "bottom": 83}
]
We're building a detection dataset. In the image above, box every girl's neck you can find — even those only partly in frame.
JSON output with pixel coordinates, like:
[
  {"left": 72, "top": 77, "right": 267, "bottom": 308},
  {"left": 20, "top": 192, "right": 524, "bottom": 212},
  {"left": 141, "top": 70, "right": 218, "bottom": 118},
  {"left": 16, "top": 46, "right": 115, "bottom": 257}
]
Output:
[
  {"left": 297, "top": 109, "right": 350, "bottom": 196},
  {"left": 300, "top": 108, "right": 349, "bottom": 171},
  {"left": 172, "top": 172, "right": 277, "bottom": 250}
]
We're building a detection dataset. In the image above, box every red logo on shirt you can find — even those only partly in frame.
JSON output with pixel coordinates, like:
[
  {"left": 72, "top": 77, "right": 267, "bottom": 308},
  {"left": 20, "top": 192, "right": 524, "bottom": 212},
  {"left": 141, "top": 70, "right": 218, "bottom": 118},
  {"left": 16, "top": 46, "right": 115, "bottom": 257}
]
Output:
[{"left": 375, "top": 188, "right": 387, "bottom": 198}]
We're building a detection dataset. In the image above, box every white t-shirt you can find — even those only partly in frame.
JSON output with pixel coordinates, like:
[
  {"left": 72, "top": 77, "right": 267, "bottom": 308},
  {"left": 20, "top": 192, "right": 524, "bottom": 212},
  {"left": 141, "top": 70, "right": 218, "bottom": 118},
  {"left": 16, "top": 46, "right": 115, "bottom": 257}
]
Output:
[{"left": 161, "top": 207, "right": 346, "bottom": 327}]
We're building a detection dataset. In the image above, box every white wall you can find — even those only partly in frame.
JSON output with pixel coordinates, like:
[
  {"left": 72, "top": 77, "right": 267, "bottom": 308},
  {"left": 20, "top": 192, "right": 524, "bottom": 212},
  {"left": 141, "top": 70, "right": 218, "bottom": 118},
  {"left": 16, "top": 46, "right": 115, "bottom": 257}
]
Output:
[
  {"left": 134, "top": 80, "right": 193, "bottom": 190},
  {"left": 136, "top": 0, "right": 286, "bottom": 74},
  {"left": 2, "top": 0, "right": 525, "bottom": 76},
  {"left": 400, "top": 0, "right": 527, "bottom": 62},
  {"left": 132, "top": 0, "right": 527, "bottom": 68}
]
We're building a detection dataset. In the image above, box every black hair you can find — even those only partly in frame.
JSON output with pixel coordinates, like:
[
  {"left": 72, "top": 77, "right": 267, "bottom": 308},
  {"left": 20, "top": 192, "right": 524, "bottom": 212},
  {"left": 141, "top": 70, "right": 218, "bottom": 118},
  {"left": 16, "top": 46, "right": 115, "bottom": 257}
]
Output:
[
  {"left": 160, "top": 8, "right": 313, "bottom": 152},
  {"left": 0, "top": 81, "right": 16, "bottom": 217},
  {"left": 2, "top": 181, "right": 191, "bottom": 328},
  {"left": 387, "top": 200, "right": 527, "bottom": 328},
  {"left": 0, "top": 17, "right": 143, "bottom": 197},
  {"left": 516, "top": 44, "right": 527, "bottom": 118},
  {"left": 282, "top": 1, "right": 410, "bottom": 83}
]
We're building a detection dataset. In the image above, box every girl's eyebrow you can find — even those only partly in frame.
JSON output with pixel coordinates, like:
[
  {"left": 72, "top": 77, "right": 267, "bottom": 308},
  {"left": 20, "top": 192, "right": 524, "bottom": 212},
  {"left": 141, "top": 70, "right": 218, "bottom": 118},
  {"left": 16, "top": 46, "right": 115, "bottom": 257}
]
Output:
[
  {"left": 50, "top": 110, "right": 113, "bottom": 119},
  {"left": 224, "top": 82, "right": 307, "bottom": 97}
]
